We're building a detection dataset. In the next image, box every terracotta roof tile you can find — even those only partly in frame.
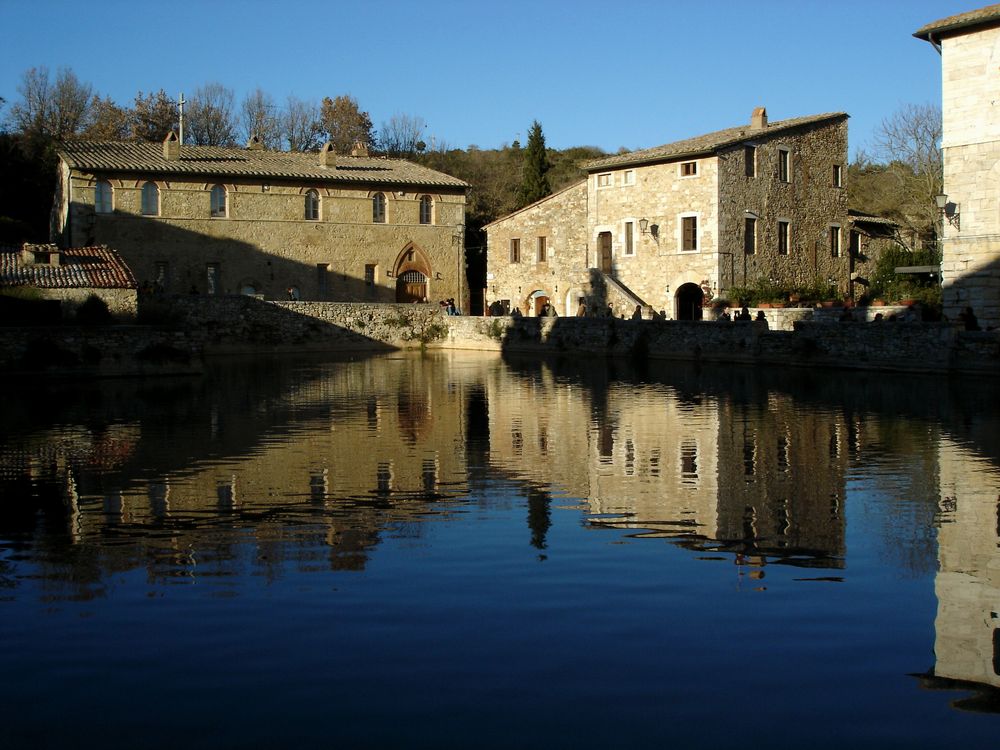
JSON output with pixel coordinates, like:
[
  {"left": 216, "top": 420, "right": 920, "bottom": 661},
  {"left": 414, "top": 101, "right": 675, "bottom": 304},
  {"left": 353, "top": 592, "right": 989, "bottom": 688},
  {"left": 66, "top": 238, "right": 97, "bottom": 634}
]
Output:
[
  {"left": 0, "top": 245, "right": 137, "bottom": 289},
  {"left": 914, "top": 3, "right": 1000, "bottom": 40},
  {"left": 58, "top": 140, "right": 469, "bottom": 189},
  {"left": 582, "top": 112, "right": 848, "bottom": 171}
]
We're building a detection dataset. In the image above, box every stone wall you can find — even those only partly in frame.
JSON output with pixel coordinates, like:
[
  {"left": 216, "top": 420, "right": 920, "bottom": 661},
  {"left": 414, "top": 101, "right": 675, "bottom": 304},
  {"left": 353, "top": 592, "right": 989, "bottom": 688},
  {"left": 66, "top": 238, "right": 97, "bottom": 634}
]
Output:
[
  {"left": 36, "top": 287, "right": 138, "bottom": 320},
  {"left": 436, "top": 314, "right": 998, "bottom": 375}
]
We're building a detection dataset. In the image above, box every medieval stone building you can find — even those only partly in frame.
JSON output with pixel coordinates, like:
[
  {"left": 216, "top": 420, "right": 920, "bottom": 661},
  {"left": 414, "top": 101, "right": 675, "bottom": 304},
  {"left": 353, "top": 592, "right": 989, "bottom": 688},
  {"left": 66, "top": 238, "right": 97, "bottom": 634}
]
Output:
[
  {"left": 916, "top": 5, "right": 1000, "bottom": 329},
  {"left": 53, "top": 134, "right": 468, "bottom": 307},
  {"left": 486, "top": 108, "right": 852, "bottom": 318}
]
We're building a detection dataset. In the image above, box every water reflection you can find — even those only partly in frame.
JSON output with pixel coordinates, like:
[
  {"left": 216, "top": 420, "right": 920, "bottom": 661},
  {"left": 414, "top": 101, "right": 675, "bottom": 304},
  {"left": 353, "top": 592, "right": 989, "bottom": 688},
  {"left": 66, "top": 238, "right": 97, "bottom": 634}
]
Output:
[{"left": 2, "top": 351, "right": 1000, "bottom": 731}]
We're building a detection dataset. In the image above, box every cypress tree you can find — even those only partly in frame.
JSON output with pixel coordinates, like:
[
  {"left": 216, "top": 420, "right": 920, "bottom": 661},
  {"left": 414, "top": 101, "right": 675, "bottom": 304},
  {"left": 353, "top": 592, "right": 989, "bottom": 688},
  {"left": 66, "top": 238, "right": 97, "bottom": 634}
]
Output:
[{"left": 519, "top": 120, "right": 551, "bottom": 206}]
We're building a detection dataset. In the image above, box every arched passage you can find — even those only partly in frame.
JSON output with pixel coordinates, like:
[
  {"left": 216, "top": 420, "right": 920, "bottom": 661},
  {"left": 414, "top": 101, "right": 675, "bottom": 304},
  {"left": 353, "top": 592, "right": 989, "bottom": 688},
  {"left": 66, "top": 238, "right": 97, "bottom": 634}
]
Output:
[
  {"left": 529, "top": 289, "right": 550, "bottom": 316},
  {"left": 393, "top": 243, "right": 432, "bottom": 303},
  {"left": 675, "top": 283, "right": 704, "bottom": 321}
]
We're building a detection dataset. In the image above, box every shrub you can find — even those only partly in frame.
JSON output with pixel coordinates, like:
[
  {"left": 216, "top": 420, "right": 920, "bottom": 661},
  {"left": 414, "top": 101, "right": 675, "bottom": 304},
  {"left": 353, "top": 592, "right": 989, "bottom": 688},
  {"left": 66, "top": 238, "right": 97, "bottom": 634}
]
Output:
[{"left": 76, "top": 294, "right": 112, "bottom": 325}]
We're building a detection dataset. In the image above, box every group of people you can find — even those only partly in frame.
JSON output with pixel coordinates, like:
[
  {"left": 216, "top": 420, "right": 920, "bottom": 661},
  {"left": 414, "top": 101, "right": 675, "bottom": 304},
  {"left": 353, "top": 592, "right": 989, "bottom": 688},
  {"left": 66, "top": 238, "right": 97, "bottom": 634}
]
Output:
[
  {"left": 716, "top": 305, "right": 766, "bottom": 323},
  {"left": 439, "top": 298, "right": 461, "bottom": 315}
]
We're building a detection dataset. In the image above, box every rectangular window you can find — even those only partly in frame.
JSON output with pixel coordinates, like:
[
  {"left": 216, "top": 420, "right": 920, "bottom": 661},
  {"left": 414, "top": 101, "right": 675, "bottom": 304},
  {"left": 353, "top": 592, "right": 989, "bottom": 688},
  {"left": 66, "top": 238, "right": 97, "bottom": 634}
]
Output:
[
  {"left": 833, "top": 164, "right": 843, "bottom": 187},
  {"left": 681, "top": 216, "right": 698, "bottom": 251},
  {"left": 830, "top": 225, "right": 841, "bottom": 257},
  {"left": 597, "top": 173, "right": 611, "bottom": 188},
  {"left": 536, "top": 236, "right": 547, "bottom": 263},
  {"left": 623, "top": 169, "right": 635, "bottom": 186},
  {"left": 364, "top": 264, "right": 377, "bottom": 286},
  {"left": 206, "top": 263, "right": 220, "bottom": 295},
  {"left": 777, "top": 220, "right": 790, "bottom": 255},
  {"left": 154, "top": 261, "right": 168, "bottom": 290},
  {"left": 778, "top": 149, "right": 790, "bottom": 183},
  {"left": 744, "top": 217, "right": 757, "bottom": 255},
  {"left": 317, "top": 263, "right": 330, "bottom": 295},
  {"left": 95, "top": 181, "right": 112, "bottom": 213},
  {"left": 744, "top": 145, "right": 756, "bottom": 177},
  {"left": 510, "top": 238, "right": 521, "bottom": 263},
  {"left": 849, "top": 230, "right": 860, "bottom": 257},
  {"left": 625, "top": 221, "right": 634, "bottom": 255},
  {"left": 680, "top": 161, "right": 698, "bottom": 177}
]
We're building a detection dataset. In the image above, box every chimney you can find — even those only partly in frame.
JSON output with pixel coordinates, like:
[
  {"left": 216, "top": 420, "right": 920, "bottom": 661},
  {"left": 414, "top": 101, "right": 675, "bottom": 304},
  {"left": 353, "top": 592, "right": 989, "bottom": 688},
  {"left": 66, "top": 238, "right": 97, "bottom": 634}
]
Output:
[
  {"left": 22, "top": 242, "right": 60, "bottom": 266},
  {"left": 163, "top": 130, "right": 180, "bottom": 160},
  {"left": 351, "top": 141, "right": 369, "bottom": 157},
  {"left": 320, "top": 141, "right": 335, "bottom": 167},
  {"left": 750, "top": 107, "right": 768, "bottom": 130},
  {"left": 246, "top": 134, "right": 264, "bottom": 150}
]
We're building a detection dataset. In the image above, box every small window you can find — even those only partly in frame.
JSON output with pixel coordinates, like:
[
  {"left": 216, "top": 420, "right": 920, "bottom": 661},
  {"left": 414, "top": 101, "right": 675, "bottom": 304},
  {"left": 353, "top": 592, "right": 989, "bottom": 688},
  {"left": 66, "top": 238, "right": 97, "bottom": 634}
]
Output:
[
  {"left": 778, "top": 149, "right": 790, "bottom": 183},
  {"left": 419, "top": 195, "right": 433, "bottom": 225},
  {"left": 830, "top": 225, "right": 841, "bottom": 257},
  {"left": 625, "top": 221, "right": 634, "bottom": 256},
  {"left": 372, "top": 192, "right": 386, "bottom": 223},
  {"left": 210, "top": 185, "right": 227, "bottom": 217},
  {"left": 681, "top": 216, "right": 698, "bottom": 252},
  {"left": 364, "top": 264, "right": 377, "bottom": 286},
  {"left": 536, "top": 236, "right": 547, "bottom": 263},
  {"left": 833, "top": 164, "right": 843, "bottom": 188},
  {"left": 680, "top": 161, "right": 698, "bottom": 177},
  {"left": 305, "top": 189, "right": 320, "bottom": 221},
  {"left": 95, "top": 180, "right": 113, "bottom": 213},
  {"left": 141, "top": 181, "right": 159, "bottom": 216},
  {"left": 510, "top": 238, "right": 521, "bottom": 263},
  {"left": 744, "top": 217, "right": 757, "bottom": 255},
  {"left": 744, "top": 146, "right": 756, "bottom": 178},
  {"left": 206, "top": 263, "right": 221, "bottom": 295},
  {"left": 154, "top": 261, "right": 168, "bottom": 290},
  {"left": 777, "top": 220, "right": 790, "bottom": 256},
  {"left": 623, "top": 170, "right": 635, "bottom": 186},
  {"left": 596, "top": 173, "right": 611, "bottom": 188},
  {"left": 317, "top": 263, "right": 331, "bottom": 295}
]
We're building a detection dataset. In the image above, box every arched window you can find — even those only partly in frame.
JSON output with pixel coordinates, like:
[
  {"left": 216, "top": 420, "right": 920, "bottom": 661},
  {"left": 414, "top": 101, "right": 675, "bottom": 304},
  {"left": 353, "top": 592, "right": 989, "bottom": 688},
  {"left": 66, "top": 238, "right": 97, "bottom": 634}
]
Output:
[
  {"left": 141, "top": 182, "right": 159, "bottom": 216},
  {"left": 305, "top": 189, "right": 320, "bottom": 221},
  {"left": 95, "top": 180, "right": 113, "bottom": 214},
  {"left": 419, "top": 194, "right": 433, "bottom": 225},
  {"left": 372, "top": 192, "right": 386, "bottom": 224},
  {"left": 210, "top": 185, "right": 227, "bottom": 217}
]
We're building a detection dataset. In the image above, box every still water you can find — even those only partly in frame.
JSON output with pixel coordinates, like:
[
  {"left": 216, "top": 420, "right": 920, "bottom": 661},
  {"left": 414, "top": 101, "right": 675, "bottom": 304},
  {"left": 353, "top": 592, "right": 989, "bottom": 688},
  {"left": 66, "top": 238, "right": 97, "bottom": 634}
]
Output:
[{"left": 2, "top": 351, "right": 1000, "bottom": 748}]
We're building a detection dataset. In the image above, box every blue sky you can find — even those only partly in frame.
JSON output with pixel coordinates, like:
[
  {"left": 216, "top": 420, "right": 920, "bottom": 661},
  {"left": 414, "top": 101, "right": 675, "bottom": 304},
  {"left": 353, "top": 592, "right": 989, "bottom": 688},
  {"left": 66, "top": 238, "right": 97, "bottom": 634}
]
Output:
[{"left": 0, "top": 0, "right": 974, "bottom": 157}]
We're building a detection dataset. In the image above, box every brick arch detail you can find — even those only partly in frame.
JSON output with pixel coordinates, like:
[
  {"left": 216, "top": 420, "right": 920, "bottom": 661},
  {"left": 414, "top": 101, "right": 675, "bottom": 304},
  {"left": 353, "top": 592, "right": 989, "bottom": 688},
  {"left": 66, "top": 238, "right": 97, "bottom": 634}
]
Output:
[{"left": 393, "top": 242, "right": 432, "bottom": 278}]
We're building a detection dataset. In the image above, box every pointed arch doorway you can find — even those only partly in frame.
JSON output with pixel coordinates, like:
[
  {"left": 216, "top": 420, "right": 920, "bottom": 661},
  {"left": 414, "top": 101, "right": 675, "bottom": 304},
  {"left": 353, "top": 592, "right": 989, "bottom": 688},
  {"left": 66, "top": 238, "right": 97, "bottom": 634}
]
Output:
[{"left": 393, "top": 243, "right": 432, "bottom": 303}]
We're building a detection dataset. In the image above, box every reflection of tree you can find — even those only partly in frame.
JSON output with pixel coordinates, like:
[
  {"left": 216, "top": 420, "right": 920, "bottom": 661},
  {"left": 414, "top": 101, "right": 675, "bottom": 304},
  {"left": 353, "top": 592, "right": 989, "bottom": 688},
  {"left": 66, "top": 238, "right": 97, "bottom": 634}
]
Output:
[{"left": 526, "top": 486, "right": 551, "bottom": 551}]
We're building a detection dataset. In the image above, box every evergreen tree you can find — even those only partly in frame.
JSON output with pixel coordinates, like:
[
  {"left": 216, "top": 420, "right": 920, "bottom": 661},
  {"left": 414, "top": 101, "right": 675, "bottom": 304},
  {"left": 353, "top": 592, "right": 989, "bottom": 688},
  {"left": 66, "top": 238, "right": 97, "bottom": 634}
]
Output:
[{"left": 519, "top": 120, "right": 551, "bottom": 206}]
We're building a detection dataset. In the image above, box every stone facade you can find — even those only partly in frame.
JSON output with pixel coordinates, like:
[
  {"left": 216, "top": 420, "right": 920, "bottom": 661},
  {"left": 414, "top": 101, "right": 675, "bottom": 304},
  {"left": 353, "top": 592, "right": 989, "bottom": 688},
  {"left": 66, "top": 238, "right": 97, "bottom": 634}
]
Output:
[
  {"left": 53, "top": 137, "right": 468, "bottom": 310},
  {"left": 486, "top": 109, "right": 850, "bottom": 319},
  {"left": 916, "top": 8, "right": 1000, "bottom": 328}
]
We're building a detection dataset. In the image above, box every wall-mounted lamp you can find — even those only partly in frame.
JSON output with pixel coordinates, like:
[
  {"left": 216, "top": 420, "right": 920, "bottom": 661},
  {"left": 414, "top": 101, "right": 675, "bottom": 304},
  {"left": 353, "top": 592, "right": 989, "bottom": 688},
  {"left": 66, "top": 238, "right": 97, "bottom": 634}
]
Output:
[
  {"left": 936, "top": 193, "right": 960, "bottom": 229},
  {"left": 435, "top": 272, "right": 443, "bottom": 280},
  {"left": 385, "top": 270, "right": 394, "bottom": 278},
  {"left": 639, "top": 218, "right": 650, "bottom": 234}
]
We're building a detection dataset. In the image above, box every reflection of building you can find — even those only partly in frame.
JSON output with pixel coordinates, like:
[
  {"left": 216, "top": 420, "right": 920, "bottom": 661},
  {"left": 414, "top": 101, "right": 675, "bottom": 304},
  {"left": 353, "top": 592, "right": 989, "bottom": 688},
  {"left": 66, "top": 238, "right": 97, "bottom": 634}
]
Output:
[
  {"left": 486, "top": 108, "right": 849, "bottom": 318},
  {"left": 932, "top": 437, "right": 1000, "bottom": 691},
  {"left": 53, "top": 135, "right": 467, "bottom": 306},
  {"left": 916, "top": 6, "right": 1000, "bottom": 328}
]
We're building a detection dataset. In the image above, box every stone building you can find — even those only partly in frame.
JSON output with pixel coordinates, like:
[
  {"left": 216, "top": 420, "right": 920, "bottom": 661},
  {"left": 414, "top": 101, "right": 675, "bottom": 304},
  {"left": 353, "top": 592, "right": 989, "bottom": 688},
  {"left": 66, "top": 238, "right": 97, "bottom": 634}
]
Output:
[
  {"left": 916, "top": 5, "right": 1000, "bottom": 328},
  {"left": 0, "top": 242, "right": 137, "bottom": 319},
  {"left": 52, "top": 135, "right": 468, "bottom": 307},
  {"left": 486, "top": 108, "right": 851, "bottom": 318}
]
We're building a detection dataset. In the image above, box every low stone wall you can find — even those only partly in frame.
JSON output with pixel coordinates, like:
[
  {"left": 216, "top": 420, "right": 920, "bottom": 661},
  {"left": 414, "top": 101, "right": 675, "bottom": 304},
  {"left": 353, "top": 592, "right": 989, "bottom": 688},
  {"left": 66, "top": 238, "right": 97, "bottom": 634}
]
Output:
[
  {"left": 143, "top": 295, "right": 445, "bottom": 352},
  {"left": 436, "top": 315, "right": 1000, "bottom": 375}
]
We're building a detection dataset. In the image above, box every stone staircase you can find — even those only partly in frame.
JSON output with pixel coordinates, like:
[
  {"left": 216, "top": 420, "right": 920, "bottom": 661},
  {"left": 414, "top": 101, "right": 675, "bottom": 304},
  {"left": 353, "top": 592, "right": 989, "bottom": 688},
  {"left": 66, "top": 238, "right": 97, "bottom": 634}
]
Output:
[{"left": 588, "top": 269, "right": 652, "bottom": 318}]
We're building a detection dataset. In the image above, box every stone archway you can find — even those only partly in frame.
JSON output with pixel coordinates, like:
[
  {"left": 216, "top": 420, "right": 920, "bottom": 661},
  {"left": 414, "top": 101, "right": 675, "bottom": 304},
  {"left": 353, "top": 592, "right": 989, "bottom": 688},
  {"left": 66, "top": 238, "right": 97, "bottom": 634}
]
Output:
[
  {"left": 675, "top": 283, "right": 704, "bottom": 321},
  {"left": 393, "top": 243, "right": 432, "bottom": 303}
]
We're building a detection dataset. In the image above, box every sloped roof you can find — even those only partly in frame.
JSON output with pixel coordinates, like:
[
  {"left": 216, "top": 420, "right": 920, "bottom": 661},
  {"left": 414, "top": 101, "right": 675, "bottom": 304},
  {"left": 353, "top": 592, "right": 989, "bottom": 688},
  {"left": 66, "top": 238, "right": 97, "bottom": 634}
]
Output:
[
  {"left": 848, "top": 209, "right": 898, "bottom": 227},
  {"left": 583, "top": 112, "right": 848, "bottom": 171},
  {"left": 914, "top": 3, "right": 1000, "bottom": 40},
  {"left": 483, "top": 179, "right": 587, "bottom": 230},
  {"left": 0, "top": 245, "right": 137, "bottom": 289},
  {"left": 58, "top": 140, "right": 469, "bottom": 189}
]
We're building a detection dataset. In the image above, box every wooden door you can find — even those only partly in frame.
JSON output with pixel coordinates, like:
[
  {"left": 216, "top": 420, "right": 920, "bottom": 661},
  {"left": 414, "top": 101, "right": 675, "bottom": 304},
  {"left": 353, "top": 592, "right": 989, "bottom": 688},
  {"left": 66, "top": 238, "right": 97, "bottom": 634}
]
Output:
[{"left": 599, "top": 232, "right": 612, "bottom": 273}]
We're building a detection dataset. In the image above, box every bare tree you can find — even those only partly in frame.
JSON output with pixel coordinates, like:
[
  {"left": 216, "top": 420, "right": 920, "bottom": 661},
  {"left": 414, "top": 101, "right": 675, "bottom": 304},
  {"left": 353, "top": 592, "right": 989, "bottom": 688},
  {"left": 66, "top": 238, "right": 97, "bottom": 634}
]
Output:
[
  {"left": 240, "top": 87, "right": 282, "bottom": 149},
  {"left": 320, "top": 95, "right": 374, "bottom": 153},
  {"left": 281, "top": 96, "right": 323, "bottom": 152},
  {"left": 10, "top": 66, "right": 93, "bottom": 140},
  {"left": 378, "top": 113, "right": 426, "bottom": 158},
  {"left": 130, "top": 90, "right": 177, "bottom": 142},
  {"left": 186, "top": 82, "right": 238, "bottom": 146},
  {"left": 866, "top": 103, "right": 943, "bottom": 246}
]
